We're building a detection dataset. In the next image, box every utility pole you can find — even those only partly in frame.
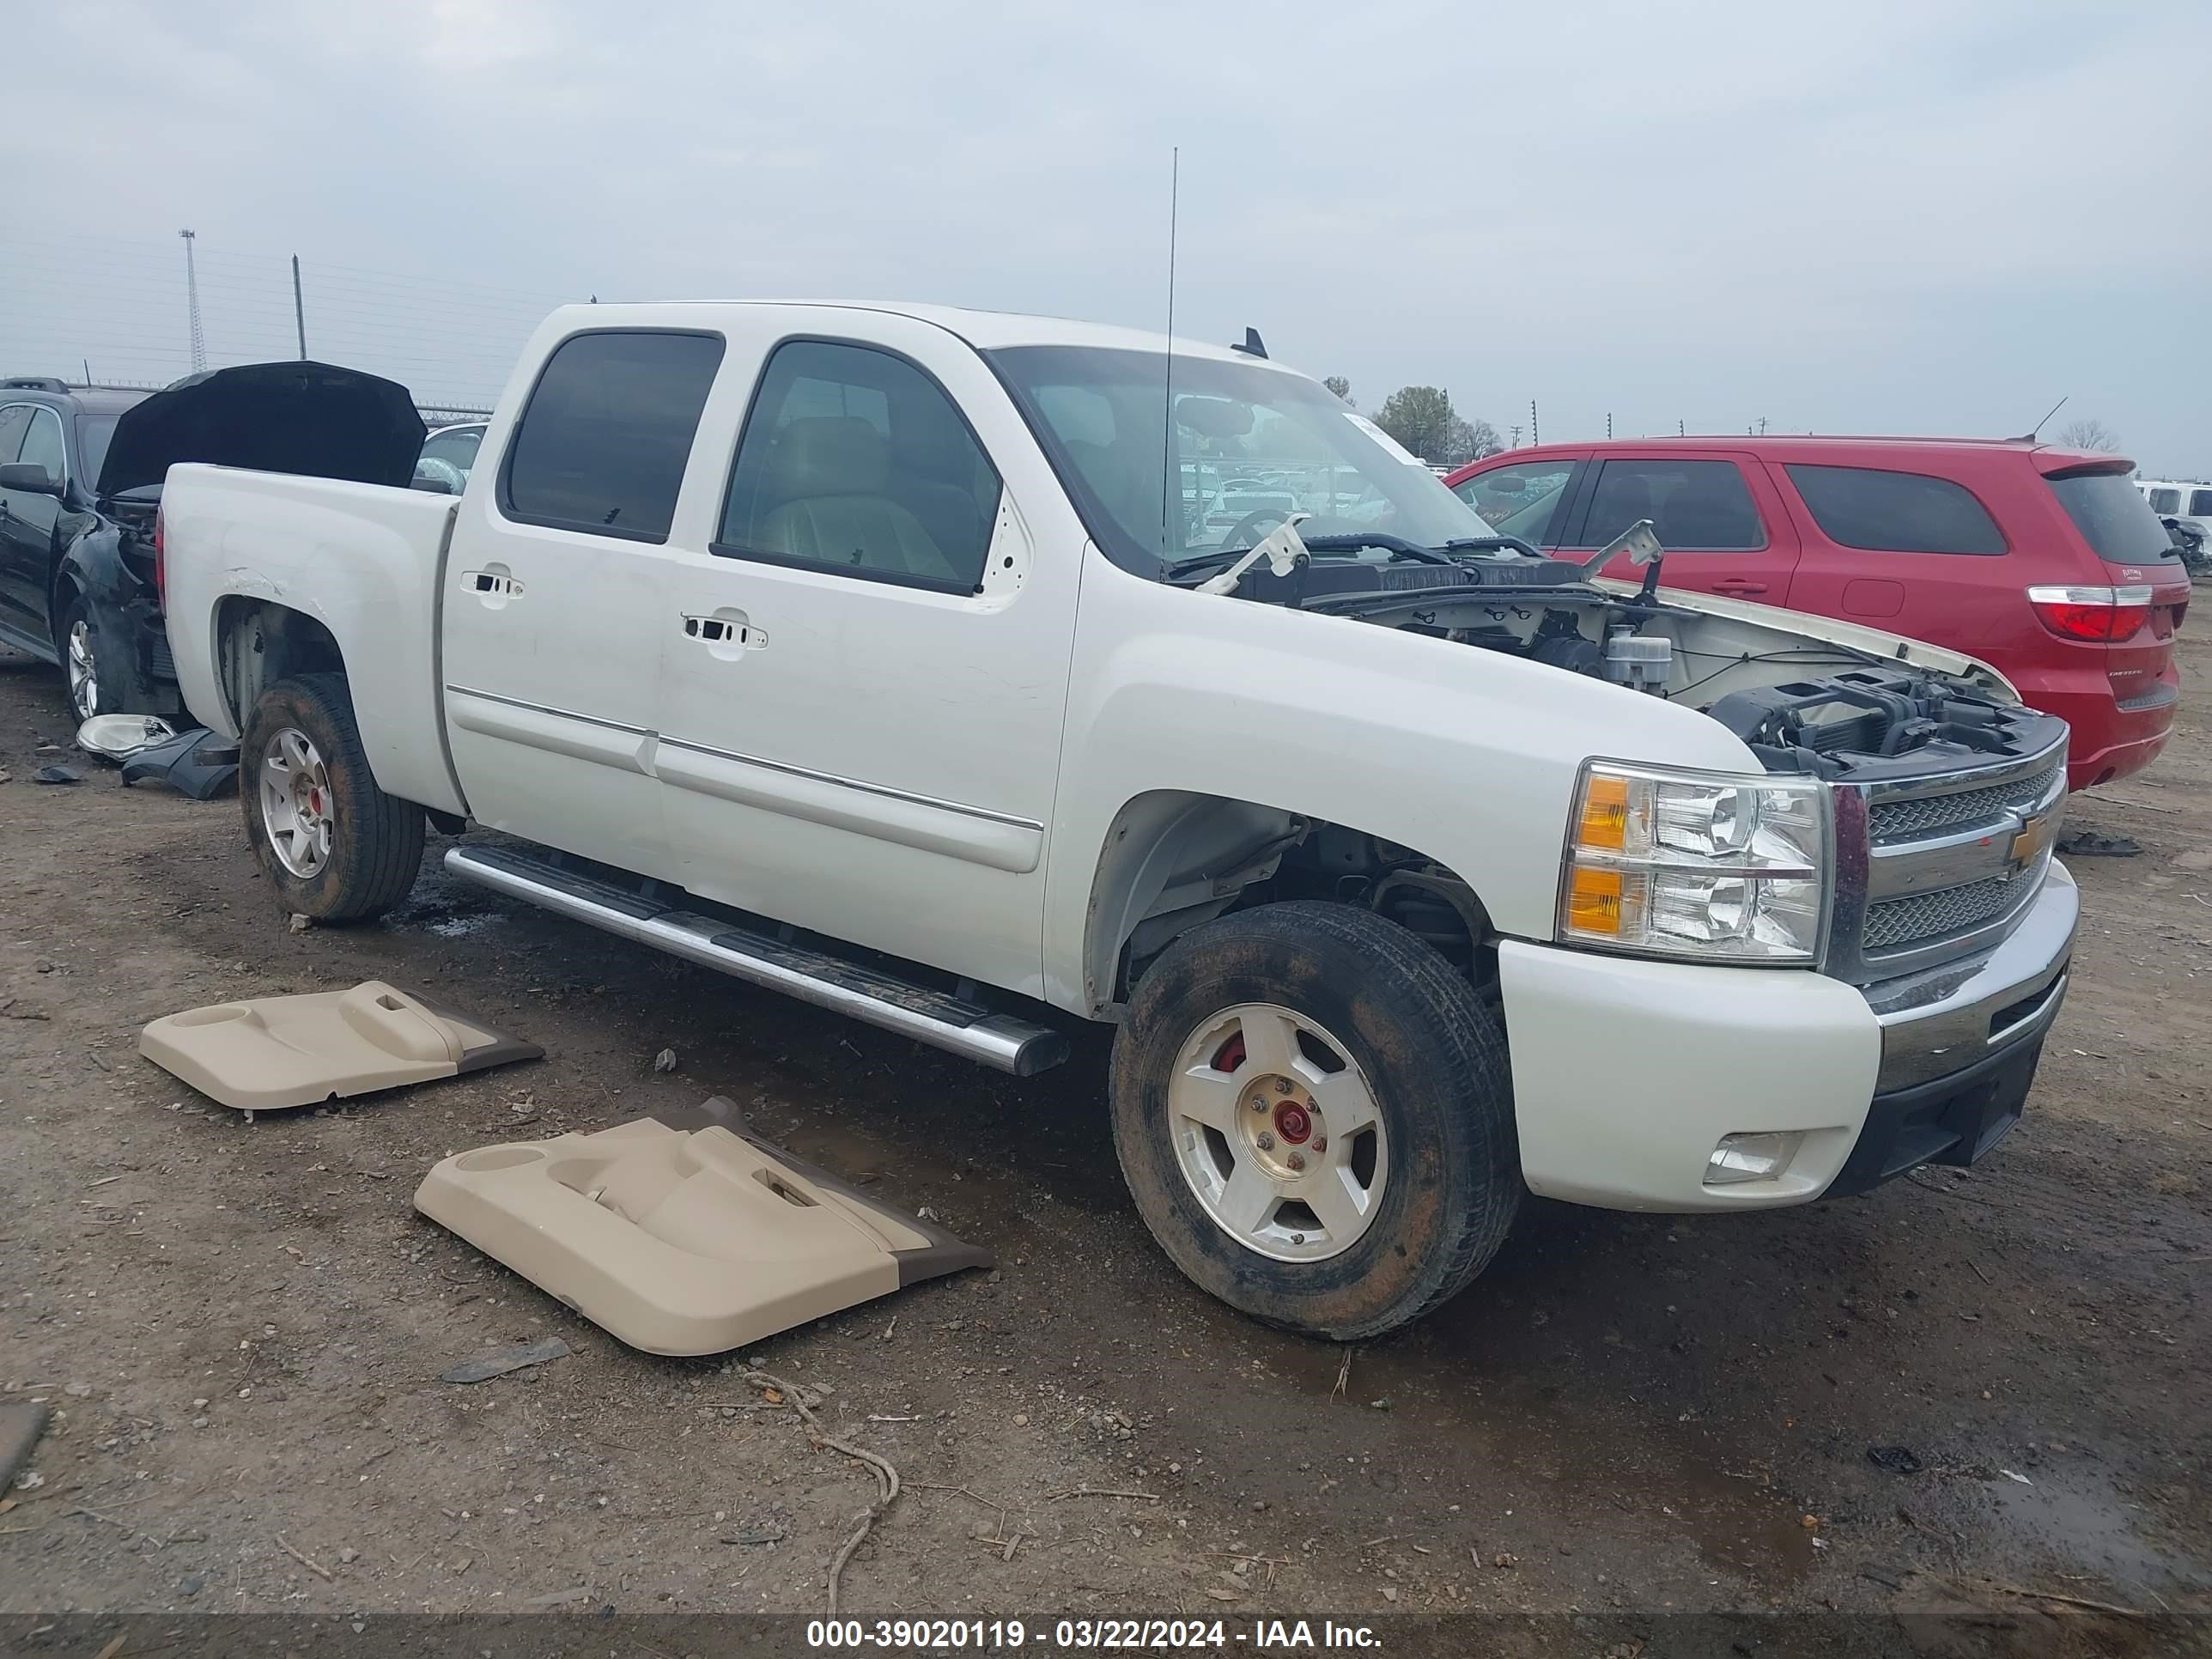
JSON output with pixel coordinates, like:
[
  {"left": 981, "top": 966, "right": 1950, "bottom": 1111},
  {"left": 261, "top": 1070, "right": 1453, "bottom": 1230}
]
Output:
[
  {"left": 179, "top": 229, "right": 206, "bottom": 373},
  {"left": 292, "top": 255, "right": 307, "bottom": 359},
  {"left": 1529, "top": 399, "right": 1540, "bottom": 447},
  {"left": 1757, "top": 415, "right": 1768, "bottom": 436},
  {"left": 1508, "top": 424, "right": 1522, "bottom": 449}
]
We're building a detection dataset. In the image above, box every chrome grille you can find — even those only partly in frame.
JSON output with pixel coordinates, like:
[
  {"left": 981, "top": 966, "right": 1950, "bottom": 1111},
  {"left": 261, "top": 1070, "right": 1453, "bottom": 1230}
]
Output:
[
  {"left": 1868, "top": 763, "right": 2061, "bottom": 842},
  {"left": 1863, "top": 876, "right": 2020, "bottom": 951}
]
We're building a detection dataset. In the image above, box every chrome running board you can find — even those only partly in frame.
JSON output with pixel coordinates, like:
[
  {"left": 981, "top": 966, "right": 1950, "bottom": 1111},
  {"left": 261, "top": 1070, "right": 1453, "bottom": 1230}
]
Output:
[{"left": 444, "top": 843, "right": 1068, "bottom": 1076}]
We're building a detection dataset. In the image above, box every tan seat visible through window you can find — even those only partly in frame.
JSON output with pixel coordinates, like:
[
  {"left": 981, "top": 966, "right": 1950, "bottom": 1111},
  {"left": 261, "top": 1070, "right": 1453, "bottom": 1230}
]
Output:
[{"left": 757, "top": 416, "right": 958, "bottom": 582}]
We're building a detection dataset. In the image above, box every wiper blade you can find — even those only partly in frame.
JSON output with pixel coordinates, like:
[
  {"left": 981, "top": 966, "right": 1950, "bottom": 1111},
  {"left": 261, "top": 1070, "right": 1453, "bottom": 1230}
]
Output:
[
  {"left": 1297, "top": 532, "right": 1453, "bottom": 564},
  {"left": 1441, "top": 534, "right": 1545, "bottom": 559}
]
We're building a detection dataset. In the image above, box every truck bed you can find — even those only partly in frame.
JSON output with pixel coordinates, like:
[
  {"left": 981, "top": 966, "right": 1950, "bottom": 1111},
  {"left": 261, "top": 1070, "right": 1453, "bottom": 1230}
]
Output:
[{"left": 161, "top": 465, "right": 468, "bottom": 817}]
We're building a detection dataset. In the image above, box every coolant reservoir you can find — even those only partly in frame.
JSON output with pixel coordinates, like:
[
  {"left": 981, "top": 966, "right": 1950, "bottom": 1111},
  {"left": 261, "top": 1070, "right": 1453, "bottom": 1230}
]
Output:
[{"left": 1603, "top": 629, "right": 1672, "bottom": 693}]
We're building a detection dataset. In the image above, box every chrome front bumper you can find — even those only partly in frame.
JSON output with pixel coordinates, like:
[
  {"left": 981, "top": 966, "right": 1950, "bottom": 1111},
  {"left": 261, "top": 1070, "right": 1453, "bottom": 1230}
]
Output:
[{"left": 1863, "top": 861, "right": 2078, "bottom": 1092}]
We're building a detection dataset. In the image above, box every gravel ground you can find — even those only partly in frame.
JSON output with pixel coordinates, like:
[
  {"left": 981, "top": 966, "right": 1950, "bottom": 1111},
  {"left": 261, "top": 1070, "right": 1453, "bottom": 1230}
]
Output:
[{"left": 2, "top": 630, "right": 2207, "bottom": 1654}]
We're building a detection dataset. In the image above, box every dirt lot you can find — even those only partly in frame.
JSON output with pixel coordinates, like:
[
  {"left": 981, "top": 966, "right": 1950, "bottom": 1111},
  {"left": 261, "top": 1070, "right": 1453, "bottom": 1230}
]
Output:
[{"left": 2, "top": 630, "right": 2208, "bottom": 1650}]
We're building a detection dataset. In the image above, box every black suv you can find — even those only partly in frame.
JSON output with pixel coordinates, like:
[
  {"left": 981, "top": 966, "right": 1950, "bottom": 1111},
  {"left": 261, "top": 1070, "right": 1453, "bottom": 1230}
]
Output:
[{"left": 0, "top": 377, "right": 172, "bottom": 722}]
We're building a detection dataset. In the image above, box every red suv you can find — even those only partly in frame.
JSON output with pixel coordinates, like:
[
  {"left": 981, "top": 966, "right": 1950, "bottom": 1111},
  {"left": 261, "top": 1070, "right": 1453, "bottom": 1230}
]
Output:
[{"left": 1445, "top": 438, "right": 2190, "bottom": 789}]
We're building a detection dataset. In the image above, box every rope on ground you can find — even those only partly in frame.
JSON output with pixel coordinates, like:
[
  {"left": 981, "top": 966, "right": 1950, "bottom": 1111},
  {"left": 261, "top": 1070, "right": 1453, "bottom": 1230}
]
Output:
[{"left": 738, "top": 1369, "right": 900, "bottom": 1615}]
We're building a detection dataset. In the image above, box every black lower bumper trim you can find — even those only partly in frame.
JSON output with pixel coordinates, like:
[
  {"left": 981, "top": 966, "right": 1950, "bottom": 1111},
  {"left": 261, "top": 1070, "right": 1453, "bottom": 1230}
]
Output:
[{"left": 1825, "top": 1030, "right": 2049, "bottom": 1198}]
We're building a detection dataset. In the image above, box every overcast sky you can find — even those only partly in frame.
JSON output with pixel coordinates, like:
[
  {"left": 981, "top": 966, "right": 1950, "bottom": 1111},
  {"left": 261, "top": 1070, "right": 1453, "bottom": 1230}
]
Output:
[{"left": 7, "top": 0, "right": 2208, "bottom": 470}]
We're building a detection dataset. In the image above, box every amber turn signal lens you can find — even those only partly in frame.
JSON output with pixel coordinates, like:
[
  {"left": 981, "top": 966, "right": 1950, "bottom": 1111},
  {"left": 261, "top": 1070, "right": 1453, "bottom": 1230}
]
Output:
[
  {"left": 1577, "top": 774, "right": 1630, "bottom": 850},
  {"left": 1565, "top": 867, "right": 1624, "bottom": 934}
]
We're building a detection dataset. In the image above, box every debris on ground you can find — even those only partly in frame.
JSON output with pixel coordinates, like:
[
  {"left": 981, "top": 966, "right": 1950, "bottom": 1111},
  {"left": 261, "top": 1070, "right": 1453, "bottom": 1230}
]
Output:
[
  {"left": 437, "top": 1335, "right": 573, "bottom": 1384},
  {"left": 33, "top": 766, "right": 81, "bottom": 785},
  {"left": 140, "top": 981, "right": 541, "bottom": 1111},
  {"left": 0, "top": 1403, "right": 52, "bottom": 1492},
  {"left": 289, "top": 912, "right": 313, "bottom": 934},
  {"left": 76, "top": 714, "right": 179, "bottom": 763},
  {"left": 2056, "top": 831, "right": 2141, "bottom": 857},
  {"left": 1867, "top": 1445, "right": 1923, "bottom": 1474},
  {"left": 118, "top": 726, "right": 240, "bottom": 799},
  {"left": 653, "top": 1048, "right": 678, "bottom": 1073}
]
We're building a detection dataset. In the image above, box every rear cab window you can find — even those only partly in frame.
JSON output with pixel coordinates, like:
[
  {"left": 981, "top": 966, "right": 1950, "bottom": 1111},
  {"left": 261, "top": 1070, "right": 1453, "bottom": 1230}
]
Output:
[
  {"left": 1784, "top": 464, "right": 2006, "bottom": 555},
  {"left": 2145, "top": 488, "right": 2181, "bottom": 514},
  {"left": 2045, "top": 469, "right": 2180, "bottom": 564},
  {"left": 2190, "top": 489, "right": 2212, "bottom": 518},
  {"left": 501, "top": 331, "right": 726, "bottom": 543}
]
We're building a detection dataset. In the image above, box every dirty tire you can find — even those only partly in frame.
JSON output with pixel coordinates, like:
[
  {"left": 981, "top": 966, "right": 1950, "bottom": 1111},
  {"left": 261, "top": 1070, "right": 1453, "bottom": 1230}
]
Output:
[
  {"left": 240, "top": 673, "right": 424, "bottom": 922},
  {"left": 1109, "top": 902, "right": 1520, "bottom": 1340}
]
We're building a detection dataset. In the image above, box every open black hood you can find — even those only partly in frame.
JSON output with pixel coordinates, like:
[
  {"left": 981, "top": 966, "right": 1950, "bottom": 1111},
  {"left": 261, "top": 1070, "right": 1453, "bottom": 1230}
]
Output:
[{"left": 97, "top": 361, "right": 426, "bottom": 497}]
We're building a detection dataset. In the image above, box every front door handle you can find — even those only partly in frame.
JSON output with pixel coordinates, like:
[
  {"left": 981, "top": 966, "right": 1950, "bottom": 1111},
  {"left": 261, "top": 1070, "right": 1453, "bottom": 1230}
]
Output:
[
  {"left": 683, "top": 611, "right": 767, "bottom": 653},
  {"left": 1711, "top": 577, "right": 1769, "bottom": 595}
]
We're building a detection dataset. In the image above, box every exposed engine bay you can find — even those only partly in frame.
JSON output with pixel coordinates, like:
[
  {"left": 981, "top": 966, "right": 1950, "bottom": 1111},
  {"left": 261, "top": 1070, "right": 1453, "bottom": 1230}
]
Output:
[{"left": 1237, "top": 550, "right": 2063, "bottom": 781}]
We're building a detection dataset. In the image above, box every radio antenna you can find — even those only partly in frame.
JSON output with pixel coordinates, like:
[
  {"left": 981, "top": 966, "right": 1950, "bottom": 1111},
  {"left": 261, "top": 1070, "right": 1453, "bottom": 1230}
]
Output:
[
  {"left": 1159, "top": 146, "right": 1179, "bottom": 549},
  {"left": 2013, "top": 393, "right": 2067, "bottom": 444}
]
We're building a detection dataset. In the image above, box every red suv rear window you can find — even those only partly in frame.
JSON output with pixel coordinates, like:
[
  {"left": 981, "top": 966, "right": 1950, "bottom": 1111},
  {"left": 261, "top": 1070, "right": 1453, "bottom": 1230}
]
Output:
[
  {"left": 2045, "top": 471, "right": 2181, "bottom": 565},
  {"left": 1784, "top": 464, "right": 2005, "bottom": 554}
]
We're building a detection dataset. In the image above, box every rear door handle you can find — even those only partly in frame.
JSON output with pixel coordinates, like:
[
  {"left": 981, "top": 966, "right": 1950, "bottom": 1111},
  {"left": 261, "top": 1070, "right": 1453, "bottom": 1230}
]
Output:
[{"left": 463, "top": 569, "right": 520, "bottom": 598}]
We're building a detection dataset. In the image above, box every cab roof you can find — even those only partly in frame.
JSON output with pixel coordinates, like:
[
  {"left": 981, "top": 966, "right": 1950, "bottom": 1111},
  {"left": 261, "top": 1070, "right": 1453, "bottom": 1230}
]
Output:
[{"left": 538, "top": 301, "right": 1275, "bottom": 368}]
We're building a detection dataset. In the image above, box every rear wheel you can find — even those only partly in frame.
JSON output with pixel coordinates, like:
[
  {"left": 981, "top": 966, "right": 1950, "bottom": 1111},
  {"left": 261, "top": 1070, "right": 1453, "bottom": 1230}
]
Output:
[
  {"left": 241, "top": 673, "right": 424, "bottom": 921},
  {"left": 1109, "top": 902, "right": 1520, "bottom": 1340}
]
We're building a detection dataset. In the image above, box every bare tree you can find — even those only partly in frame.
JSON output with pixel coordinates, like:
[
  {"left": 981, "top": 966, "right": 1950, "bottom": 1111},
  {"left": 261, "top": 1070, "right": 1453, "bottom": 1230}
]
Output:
[
  {"left": 1322, "top": 376, "right": 1353, "bottom": 407},
  {"left": 2057, "top": 416, "right": 2121, "bottom": 453}
]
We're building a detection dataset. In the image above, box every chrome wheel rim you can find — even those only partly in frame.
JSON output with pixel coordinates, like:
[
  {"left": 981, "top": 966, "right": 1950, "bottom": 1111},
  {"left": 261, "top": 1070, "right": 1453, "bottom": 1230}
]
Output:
[
  {"left": 259, "top": 727, "right": 335, "bottom": 878},
  {"left": 1167, "top": 1003, "right": 1389, "bottom": 1263},
  {"left": 66, "top": 618, "right": 97, "bottom": 720}
]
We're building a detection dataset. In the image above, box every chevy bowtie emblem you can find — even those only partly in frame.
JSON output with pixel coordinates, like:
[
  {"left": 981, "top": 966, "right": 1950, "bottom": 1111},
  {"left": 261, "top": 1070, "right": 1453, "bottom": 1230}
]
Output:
[{"left": 2008, "top": 812, "right": 2055, "bottom": 872}]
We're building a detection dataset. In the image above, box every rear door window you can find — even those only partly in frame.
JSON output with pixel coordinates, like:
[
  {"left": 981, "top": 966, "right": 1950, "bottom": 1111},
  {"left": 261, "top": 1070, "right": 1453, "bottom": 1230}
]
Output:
[
  {"left": 1454, "top": 461, "right": 1579, "bottom": 544},
  {"left": 1785, "top": 464, "right": 2006, "bottom": 555},
  {"left": 501, "top": 331, "right": 726, "bottom": 543},
  {"left": 2045, "top": 471, "right": 2180, "bottom": 563},
  {"left": 2145, "top": 488, "right": 2181, "bottom": 513},
  {"left": 2190, "top": 489, "right": 2212, "bottom": 518},
  {"left": 718, "top": 339, "right": 1001, "bottom": 592},
  {"left": 1571, "top": 459, "right": 1763, "bottom": 550}
]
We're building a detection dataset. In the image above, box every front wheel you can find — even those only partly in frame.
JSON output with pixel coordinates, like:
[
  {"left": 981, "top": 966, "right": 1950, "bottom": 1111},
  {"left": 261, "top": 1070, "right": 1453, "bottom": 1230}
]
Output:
[
  {"left": 58, "top": 595, "right": 102, "bottom": 724},
  {"left": 1109, "top": 902, "right": 1520, "bottom": 1340},
  {"left": 240, "top": 673, "right": 424, "bottom": 922}
]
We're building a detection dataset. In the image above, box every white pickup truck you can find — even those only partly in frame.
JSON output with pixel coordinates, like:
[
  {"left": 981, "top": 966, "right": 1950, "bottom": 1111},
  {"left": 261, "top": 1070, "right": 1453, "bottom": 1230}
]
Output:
[{"left": 160, "top": 303, "right": 2078, "bottom": 1338}]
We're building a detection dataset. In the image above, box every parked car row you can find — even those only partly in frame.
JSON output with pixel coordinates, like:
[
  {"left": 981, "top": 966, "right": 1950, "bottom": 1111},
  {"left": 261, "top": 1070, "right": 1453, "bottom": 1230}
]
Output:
[
  {"left": 1447, "top": 436, "right": 2193, "bottom": 789},
  {"left": 0, "top": 365, "right": 425, "bottom": 725}
]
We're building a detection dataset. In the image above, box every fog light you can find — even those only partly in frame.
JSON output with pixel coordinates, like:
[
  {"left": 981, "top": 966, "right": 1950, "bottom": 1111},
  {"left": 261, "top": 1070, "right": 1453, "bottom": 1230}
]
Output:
[{"left": 1705, "top": 1131, "right": 1803, "bottom": 1186}]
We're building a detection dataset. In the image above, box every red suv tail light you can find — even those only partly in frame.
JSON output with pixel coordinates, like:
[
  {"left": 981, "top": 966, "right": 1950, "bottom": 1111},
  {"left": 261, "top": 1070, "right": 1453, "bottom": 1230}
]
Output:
[
  {"left": 153, "top": 506, "right": 167, "bottom": 610},
  {"left": 2026, "top": 583, "right": 2151, "bottom": 642}
]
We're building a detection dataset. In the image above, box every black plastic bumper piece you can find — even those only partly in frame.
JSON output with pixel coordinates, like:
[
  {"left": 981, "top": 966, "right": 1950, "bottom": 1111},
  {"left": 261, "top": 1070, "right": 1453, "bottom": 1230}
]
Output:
[{"left": 1826, "top": 1030, "right": 2050, "bottom": 1198}]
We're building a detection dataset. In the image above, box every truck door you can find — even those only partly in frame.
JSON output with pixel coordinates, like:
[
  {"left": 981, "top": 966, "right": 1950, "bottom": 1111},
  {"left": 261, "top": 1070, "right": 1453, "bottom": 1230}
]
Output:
[
  {"left": 654, "top": 312, "right": 1081, "bottom": 999},
  {"left": 1561, "top": 452, "right": 1800, "bottom": 601},
  {"left": 438, "top": 328, "right": 726, "bottom": 881}
]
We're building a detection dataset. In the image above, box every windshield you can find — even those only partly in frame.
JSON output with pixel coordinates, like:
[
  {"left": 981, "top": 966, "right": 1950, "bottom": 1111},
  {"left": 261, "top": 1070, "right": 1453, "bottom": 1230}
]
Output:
[{"left": 988, "top": 345, "right": 1494, "bottom": 575}]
